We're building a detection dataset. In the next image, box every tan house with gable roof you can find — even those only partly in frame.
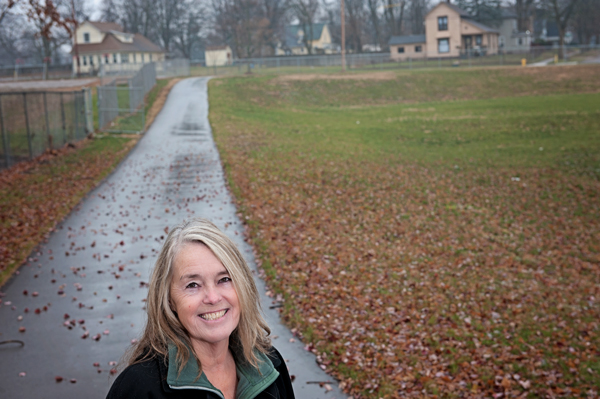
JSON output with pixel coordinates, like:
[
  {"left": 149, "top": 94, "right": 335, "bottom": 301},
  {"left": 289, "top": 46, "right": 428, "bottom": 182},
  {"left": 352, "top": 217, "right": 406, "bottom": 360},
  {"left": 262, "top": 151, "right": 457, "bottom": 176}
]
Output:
[
  {"left": 71, "top": 21, "right": 165, "bottom": 74},
  {"left": 389, "top": 1, "right": 499, "bottom": 59}
]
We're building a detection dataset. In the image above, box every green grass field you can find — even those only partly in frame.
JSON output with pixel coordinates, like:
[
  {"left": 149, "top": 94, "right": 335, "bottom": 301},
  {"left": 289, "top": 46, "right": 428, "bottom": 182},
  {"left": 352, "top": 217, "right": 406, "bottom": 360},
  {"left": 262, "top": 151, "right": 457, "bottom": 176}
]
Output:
[{"left": 208, "top": 65, "right": 600, "bottom": 398}]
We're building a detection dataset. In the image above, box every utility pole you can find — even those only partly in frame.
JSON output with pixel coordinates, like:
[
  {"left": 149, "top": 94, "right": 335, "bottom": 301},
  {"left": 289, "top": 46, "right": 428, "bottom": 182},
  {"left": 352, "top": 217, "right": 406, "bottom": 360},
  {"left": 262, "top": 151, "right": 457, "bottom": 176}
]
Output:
[
  {"left": 72, "top": 0, "right": 80, "bottom": 77},
  {"left": 341, "top": 0, "right": 346, "bottom": 72}
]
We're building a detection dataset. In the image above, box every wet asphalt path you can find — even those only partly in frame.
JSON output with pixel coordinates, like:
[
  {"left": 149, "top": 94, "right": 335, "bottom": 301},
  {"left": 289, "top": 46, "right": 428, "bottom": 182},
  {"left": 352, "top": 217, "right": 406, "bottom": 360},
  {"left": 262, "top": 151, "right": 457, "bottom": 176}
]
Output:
[{"left": 0, "top": 77, "right": 343, "bottom": 399}]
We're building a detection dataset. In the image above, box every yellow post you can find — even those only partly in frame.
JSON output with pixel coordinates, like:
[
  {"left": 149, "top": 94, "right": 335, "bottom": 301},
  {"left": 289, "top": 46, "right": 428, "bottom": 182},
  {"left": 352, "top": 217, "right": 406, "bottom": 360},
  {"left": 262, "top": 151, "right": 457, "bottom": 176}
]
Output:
[
  {"left": 554, "top": 54, "right": 558, "bottom": 64},
  {"left": 521, "top": 58, "right": 527, "bottom": 67}
]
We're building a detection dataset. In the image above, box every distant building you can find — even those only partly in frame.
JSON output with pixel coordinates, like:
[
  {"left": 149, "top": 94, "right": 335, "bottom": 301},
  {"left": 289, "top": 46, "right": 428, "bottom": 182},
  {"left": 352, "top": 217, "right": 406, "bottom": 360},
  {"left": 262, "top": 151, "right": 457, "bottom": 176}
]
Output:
[
  {"left": 362, "top": 44, "right": 382, "bottom": 52},
  {"left": 71, "top": 21, "right": 164, "bottom": 74},
  {"left": 498, "top": 9, "right": 532, "bottom": 51},
  {"left": 389, "top": 2, "right": 499, "bottom": 59},
  {"left": 205, "top": 45, "right": 233, "bottom": 67},
  {"left": 533, "top": 16, "right": 572, "bottom": 45},
  {"left": 277, "top": 23, "right": 334, "bottom": 55},
  {"left": 389, "top": 35, "right": 427, "bottom": 60}
]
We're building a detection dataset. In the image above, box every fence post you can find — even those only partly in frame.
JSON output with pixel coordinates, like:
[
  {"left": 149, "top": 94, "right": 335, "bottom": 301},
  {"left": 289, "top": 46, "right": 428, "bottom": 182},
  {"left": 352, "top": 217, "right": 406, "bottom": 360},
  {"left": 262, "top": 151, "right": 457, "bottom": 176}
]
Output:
[
  {"left": 43, "top": 92, "right": 52, "bottom": 149},
  {"left": 0, "top": 95, "right": 10, "bottom": 168},
  {"left": 83, "top": 88, "right": 93, "bottom": 134},
  {"left": 60, "top": 92, "right": 67, "bottom": 144},
  {"left": 22, "top": 93, "right": 34, "bottom": 159},
  {"left": 74, "top": 92, "right": 80, "bottom": 140}
]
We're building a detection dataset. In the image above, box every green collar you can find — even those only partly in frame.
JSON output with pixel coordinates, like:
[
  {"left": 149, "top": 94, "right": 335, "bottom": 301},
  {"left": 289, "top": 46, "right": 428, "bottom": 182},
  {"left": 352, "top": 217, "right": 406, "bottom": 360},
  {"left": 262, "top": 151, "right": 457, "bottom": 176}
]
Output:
[{"left": 166, "top": 343, "right": 279, "bottom": 399}]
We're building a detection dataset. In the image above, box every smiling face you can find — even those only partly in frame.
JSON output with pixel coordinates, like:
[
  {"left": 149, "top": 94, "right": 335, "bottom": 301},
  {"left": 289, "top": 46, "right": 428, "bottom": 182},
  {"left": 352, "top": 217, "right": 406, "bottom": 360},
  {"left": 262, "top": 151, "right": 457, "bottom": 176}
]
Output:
[{"left": 169, "top": 242, "right": 240, "bottom": 352}]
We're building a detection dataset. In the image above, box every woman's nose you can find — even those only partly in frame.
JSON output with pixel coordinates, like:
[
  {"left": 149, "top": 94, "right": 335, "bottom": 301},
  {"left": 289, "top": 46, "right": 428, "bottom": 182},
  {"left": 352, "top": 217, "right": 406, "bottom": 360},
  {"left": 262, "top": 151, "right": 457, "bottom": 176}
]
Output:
[{"left": 202, "top": 285, "right": 221, "bottom": 304}]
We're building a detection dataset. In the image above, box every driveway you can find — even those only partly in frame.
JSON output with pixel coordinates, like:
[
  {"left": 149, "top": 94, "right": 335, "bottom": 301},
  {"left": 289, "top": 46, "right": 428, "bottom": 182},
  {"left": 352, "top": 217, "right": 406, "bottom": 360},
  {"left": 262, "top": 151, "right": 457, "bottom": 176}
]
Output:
[{"left": 0, "top": 77, "right": 343, "bottom": 399}]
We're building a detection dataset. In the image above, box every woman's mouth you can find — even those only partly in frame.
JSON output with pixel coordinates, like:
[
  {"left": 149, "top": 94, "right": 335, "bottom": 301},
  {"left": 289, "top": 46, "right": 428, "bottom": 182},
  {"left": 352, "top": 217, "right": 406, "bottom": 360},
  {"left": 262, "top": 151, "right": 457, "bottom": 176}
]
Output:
[{"left": 199, "top": 309, "right": 227, "bottom": 321}]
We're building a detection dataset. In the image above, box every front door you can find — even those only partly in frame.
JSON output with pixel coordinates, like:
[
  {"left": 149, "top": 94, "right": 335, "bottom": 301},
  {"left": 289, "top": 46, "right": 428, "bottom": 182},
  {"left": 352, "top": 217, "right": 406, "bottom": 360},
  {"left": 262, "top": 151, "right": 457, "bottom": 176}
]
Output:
[{"left": 464, "top": 36, "right": 472, "bottom": 50}]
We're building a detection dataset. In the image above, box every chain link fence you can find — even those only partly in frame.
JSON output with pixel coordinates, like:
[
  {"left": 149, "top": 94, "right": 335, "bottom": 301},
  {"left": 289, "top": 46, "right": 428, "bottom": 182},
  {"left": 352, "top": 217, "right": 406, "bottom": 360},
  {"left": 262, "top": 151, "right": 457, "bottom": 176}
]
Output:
[
  {"left": 128, "top": 63, "right": 156, "bottom": 112},
  {"left": 191, "top": 44, "right": 600, "bottom": 76},
  {"left": 97, "top": 63, "right": 157, "bottom": 133},
  {"left": 0, "top": 64, "right": 74, "bottom": 82},
  {"left": 155, "top": 59, "right": 190, "bottom": 78},
  {"left": 0, "top": 89, "right": 92, "bottom": 169},
  {"left": 99, "top": 58, "right": 189, "bottom": 85}
]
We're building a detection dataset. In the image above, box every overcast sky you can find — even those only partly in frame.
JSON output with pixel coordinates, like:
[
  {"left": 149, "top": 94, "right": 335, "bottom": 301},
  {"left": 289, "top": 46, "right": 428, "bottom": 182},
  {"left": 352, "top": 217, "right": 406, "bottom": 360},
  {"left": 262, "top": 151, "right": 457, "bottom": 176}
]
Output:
[{"left": 87, "top": 0, "right": 102, "bottom": 20}]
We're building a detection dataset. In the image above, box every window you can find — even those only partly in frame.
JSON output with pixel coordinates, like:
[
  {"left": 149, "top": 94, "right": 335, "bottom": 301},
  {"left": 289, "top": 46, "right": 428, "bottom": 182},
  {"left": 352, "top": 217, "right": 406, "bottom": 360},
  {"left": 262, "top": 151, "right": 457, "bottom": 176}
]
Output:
[
  {"left": 150, "top": 53, "right": 153, "bottom": 62},
  {"left": 121, "top": 53, "right": 129, "bottom": 63},
  {"left": 415, "top": 45, "right": 422, "bottom": 53},
  {"left": 105, "top": 54, "right": 109, "bottom": 64},
  {"left": 518, "top": 38, "right": 523, "bottom": 45},
  {"left": 133, "top": 53, "right": 137, "bottom": 63},
  {"left": 113, "top": 53, "right": 118, "bottom": 63},
  {"left": 141, "top": 53, "right": 145, "bottom": 63},
  {"left": 82, "top": 56, "right": 87, "bottom": 66},
  {"left": 475, "top": 35, "right": 482, "bottom": 46},
  {"left": 89, "top": 55, "right": 94, "bottom": 66},
  {"left": 438, "top": 16, "right": 448, "bottom": 31},
  {"left": 438, "top": 38, "right": 450, "bottom": 53},
  {"left": 397, "top": 47, "right": 405, "bottom": 53},
  {"left": 83, "top": 32, "right": 90, "bottom": 43}
]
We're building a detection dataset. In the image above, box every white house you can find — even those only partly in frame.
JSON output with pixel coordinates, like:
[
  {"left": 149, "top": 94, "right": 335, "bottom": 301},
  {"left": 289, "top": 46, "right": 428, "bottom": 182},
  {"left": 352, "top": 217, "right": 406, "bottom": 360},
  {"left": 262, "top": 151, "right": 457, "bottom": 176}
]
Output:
[
  {"left": 276, "top": 23, "right": 334, "bottom": 55},
  {"left": 205, "top": 45, "right": 233, "bottom": 67},
  {"left": 71, "top": 21, "right": 165, "bottom": 74},
  {"left": 498, "top": 9, "right": 532, "bottom": 51}
]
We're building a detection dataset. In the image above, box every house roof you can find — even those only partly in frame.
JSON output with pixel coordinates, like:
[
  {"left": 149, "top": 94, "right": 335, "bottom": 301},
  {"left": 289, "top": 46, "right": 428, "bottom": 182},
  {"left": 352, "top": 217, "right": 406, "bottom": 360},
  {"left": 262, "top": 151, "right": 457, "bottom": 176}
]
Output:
[
  {"left": 427, "top": 2, "right": 470, "bottom": 18},
  {"left": 73, "top": 32, "right": 163, "bottom": 54},
  {"left": 206, "top": 45, "right": 230, "bottom": 51},
  {"left": 389, "top": 35, "right": 427, "bottom": 45},
  {"left": 284, "top": 23, "right": 326, "bottom": 49},
  {"left": 426, "top": 2, "right": 498, "bottom": 33},
  {"left": 86, "top": 21, "right": 124, "bottom": 33},
  {"left": 464, "top": 19, "right": 499, "bottom": 33}
]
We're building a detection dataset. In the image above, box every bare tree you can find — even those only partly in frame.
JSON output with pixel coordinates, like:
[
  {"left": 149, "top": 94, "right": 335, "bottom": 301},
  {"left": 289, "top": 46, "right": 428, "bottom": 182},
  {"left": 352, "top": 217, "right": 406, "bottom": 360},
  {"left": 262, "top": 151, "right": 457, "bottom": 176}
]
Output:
[
  {"left": 0, "top": 0, "right": 19, "bottom": 26},
  {"left": 262, "top": 0, "right": 288, "bottom": 55},
  {"left": 407, "top": 0, "right": 427, "bottom": 35},
  {"left": 23, "top": 0, "right": 76, "bottom": 61},
  {"left": 173, "top": 1, "right": 206, "bottom": 58},
  {"left": 100, "top": 0, "right": 121, "bottom": 23},
  {"left": 345, "top": 0, "right": 366, "bottom": 52},
  {"left": 119, "top": 0, "right": 157, "bottom": 41},
  {"left": 212, "top": 0, "right": 274, "bottom": 58},
  {"left": 0, "top": 13, "right": 27, "bottom": 63},
  {"left": 366, "top": 0, "right": 383, "bottom": 47},
  {"left": 571, "top": 0, "right": 600, "bottom": 44},
  {"left": 291, "top": 0, "right": 319, "bottom": 54},
  {"left": 542, "top": 0, "right": 579, "bottom": 59},
  {"left": 514, "top": 0, "right": 534, "bottom": 32},
  {"left": 383, "top": 0, "right": 405, "bottom": 37},
  {"left": 155, "top": 0, "right": 187, "bottom": 54},
  {"left": 456, "top": 0, "right": 503, "bottom": 27}
]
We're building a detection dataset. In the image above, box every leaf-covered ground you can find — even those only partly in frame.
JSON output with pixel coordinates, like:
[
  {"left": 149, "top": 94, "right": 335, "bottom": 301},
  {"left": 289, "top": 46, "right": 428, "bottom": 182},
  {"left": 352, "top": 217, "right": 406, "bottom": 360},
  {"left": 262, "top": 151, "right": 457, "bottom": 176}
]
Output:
[
  {"left": 208, "top": 65, "right": 600, "bottom": 398},
  {"left": 0, "top": 136, "right": 138, "bottom": 285},
  {"left": 0, "top": 78, "right": 176, "bottom": 286}
]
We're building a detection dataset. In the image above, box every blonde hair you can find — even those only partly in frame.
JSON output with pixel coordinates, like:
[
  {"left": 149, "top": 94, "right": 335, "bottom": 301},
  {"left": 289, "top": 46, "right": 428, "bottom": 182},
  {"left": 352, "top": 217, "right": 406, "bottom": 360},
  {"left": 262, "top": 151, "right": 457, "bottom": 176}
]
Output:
[{"left": 127, "top": 218, "right": 271, "bottom": 374}]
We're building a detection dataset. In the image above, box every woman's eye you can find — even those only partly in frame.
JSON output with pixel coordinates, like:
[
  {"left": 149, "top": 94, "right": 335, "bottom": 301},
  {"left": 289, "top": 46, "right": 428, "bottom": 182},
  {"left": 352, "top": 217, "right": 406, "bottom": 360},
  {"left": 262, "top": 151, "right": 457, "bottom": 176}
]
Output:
[
  {"left": 186, "top": 282, "right": 199, "bottom": 289},
  {"left": 219, "top": 277, "right": 232, "bottom": 284}
]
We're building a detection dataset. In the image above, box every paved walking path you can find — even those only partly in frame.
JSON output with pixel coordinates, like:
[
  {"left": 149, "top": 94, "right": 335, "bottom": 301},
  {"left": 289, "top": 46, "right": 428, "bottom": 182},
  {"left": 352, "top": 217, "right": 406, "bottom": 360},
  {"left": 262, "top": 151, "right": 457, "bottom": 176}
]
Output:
[{"left": 0, "top": 77, "right": 343, "bottom": 399}]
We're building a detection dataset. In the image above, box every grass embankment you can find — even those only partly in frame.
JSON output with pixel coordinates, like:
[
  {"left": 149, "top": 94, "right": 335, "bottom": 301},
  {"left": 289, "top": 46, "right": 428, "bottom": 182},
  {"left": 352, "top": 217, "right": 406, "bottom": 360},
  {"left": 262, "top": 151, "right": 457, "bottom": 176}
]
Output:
[
  {"left": 0, "top": 78, "right": 176, "bottom": 286},
  {"left": 208, "top": 65, "right": 600, "bottom": 398}
]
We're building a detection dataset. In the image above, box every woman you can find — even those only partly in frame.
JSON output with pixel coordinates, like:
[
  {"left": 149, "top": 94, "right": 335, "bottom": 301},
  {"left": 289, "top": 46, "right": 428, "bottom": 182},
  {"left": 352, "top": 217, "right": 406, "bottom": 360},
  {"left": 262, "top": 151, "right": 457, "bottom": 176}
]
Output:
[{"left": 107, "top": 218, "right": 295, "bottom": 399}]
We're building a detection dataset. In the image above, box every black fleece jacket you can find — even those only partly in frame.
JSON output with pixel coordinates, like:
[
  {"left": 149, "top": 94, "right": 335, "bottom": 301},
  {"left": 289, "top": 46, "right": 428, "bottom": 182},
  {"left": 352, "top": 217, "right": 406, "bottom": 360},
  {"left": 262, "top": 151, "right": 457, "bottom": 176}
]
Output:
[{"left": 106, "top": 347, "right": 295, "bottom": 399}]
